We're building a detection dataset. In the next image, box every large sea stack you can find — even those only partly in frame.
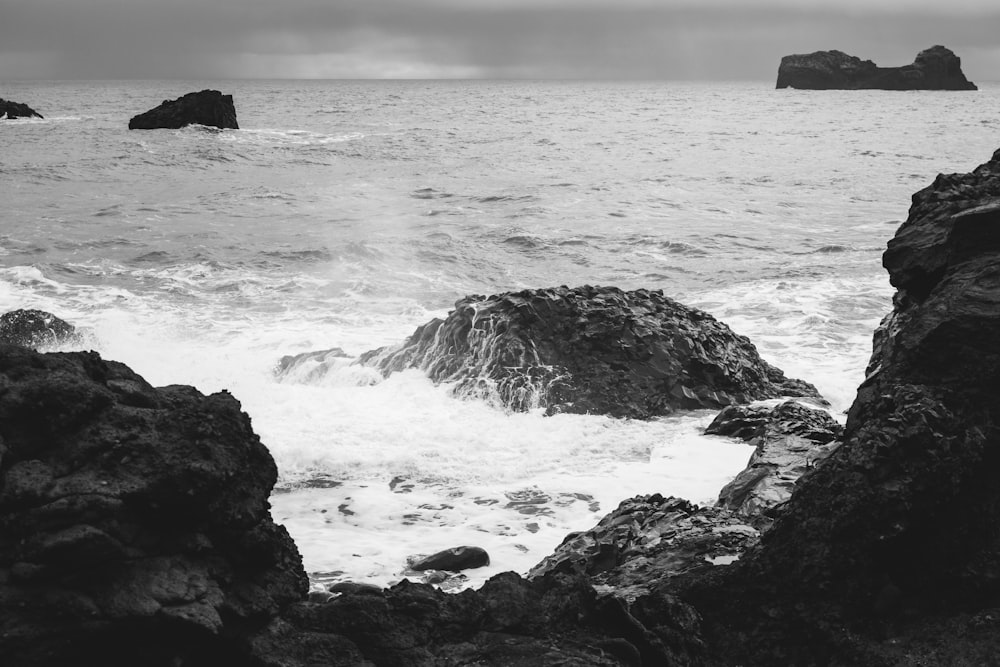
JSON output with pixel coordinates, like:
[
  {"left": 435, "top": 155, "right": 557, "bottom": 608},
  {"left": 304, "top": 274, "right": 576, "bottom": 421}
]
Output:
[
  {"left": 359, "top": 285, "right": 821, "bottom": 419},
  {"left": 1, "top": 98, "right": 43, "bottom": 119},
  {"left": 128, "top": 90, "right": 239, "bottom": 130},
  {"left": 776, "top": 45, "right": 977, "bottom": 90}
]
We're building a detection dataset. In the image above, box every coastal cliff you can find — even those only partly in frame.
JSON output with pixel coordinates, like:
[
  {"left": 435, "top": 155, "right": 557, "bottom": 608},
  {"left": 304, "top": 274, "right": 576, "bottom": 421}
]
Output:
[{"left": 776, "top": 45, "right": 977, "bottom": 90}]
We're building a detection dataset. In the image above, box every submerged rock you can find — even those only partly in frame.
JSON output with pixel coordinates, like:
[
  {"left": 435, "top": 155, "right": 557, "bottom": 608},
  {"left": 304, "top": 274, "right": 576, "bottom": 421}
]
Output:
[
  {"left": 0, "top": 346, "right": 307, "bottom": 666},
  {"left": 359, "top": 285, "right": 821, "bottom": 419},
  {"left": 707, "top": 400, "right": 842, "bottom": 524},
  {"left": 128, "top": 90, "right": 239, "bottom": 130},
  {"left": 776, "top": 45, "right": 977, "bottom": 90},
  {"left": 0, "top": 98, "right": 43, "bottom": 119},
  {"left": 0, "top": 309, "right": 77, "bottom": 349}
]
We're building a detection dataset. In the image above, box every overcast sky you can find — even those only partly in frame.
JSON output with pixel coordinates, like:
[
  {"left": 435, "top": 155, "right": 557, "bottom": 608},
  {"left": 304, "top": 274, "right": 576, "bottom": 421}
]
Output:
[{"left": 1, "top": 0, "right": 998, "bottom": 80}]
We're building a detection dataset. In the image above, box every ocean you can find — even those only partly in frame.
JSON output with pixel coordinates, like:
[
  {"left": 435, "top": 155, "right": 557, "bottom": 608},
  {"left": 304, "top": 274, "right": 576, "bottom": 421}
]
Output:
[{"left": 3, "top": 79, "right": 998, "bottom": 589}]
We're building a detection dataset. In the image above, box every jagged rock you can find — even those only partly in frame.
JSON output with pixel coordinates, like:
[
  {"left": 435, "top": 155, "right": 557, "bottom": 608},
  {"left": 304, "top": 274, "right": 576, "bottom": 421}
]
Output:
[
  {"left": 359, "top": 285, "right": 822, "bottom": 419},
  {"left": 409, "top": 545, "right": 490, "bottom": 572},
  {"left": 128, "top": 90, "right": 239, "bottom": 130},
  {"left": 0, "top": 346, "right": 307, "bottom": 666},
  {"left": 0, "top": 309, "right": 77, "bottom": 349},
  {"left": 681, "top": 149, "right": 1000, "bottom": 664},
  {"left": 707, "top": 400, "right": 843, "bottom": 524},
  {"left": 529, "top": 495, "right": 759, "bottom": 602},
  {"left": 776, "top": 45, "right": 977, "bottom": 90},
  {"left": 0, "top": 98, "right": 43, "bottom": 119},
  {"left": 274, "top": 347, "right": 349, "bottom": 383}
]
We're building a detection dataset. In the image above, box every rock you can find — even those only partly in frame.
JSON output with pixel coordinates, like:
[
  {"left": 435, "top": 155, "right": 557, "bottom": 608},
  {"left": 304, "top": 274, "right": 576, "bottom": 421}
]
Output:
[
  {"left": 359, "top": 285, "right": 822, "bottom": 419},
  {"left": 409, "top": 545, "right": 490, "bottom": 572},
  {"left": 0, "top": 98, "right": 43, "bottom": 119},
  {"left": 529, "top": 494, "right": 760, "bottom": 601},
  {"left": 776, "top": 45, "right": 977, "bottom": 90},
  {"left": 274, "top": 347, "right": 349, "bottom": 383},
  {"left": 0, "top": 309, "right": 78, "bottom": 349},
  {"left": 680, "top": 148, "right": 1000, "bottom": 664},
  {"left": 128, "top": 90, "right": 239, "bottom": 130},
  {"left": 0, "top": 345, "right": 307, "bottom": 666},
  {"left": 707, "top": 400, "right": 843, "bottom": 524}
]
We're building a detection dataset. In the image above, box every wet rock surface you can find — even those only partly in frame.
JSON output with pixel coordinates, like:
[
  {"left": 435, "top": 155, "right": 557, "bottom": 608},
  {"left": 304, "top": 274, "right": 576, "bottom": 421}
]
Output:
[
  {"left": 707, "top": 400, "right": 842, "bottom": 524},
  {"left": 359, "top": 285, "right": 821, "bottom": 419},
  {"left": 776, "top": 45, "right": 977, "bottom": 90},
  {"left": 0, "top": 309, "right": 78, "bottom": 349},
  {"left": 0, "top": 345, "right": 307, "bottom": 666},
  {"left": 409, "top": 545, "right": 491, "bottom": 572},
  {"left": 128, "top": 89, "right": 239, "bottom": 130}
]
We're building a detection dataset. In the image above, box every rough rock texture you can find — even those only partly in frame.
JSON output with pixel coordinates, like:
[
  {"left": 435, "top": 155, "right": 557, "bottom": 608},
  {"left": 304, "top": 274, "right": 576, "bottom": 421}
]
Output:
[
  {"left": 128, "top": 90, "right": 239, "bottom": 130},
  {"left": 776, "top": 45, "right": 977, "bottom": 90},
  {"left": 706, "top": 400, "right": 842, "bottom": 524},
  {"left": 529, "top": 495, "right": 760, "bottom": 601},
  {"left": 681, "top": 149, "right": 1000, "bottom": 664},
  {"left": 359, "top": 285, "right": 821, "bottom": 419},
  {"left": 0, "top": 98, "right": 43, "bottom": 119},
  {"left": 0, "top": 346, "right": 307, "bottom": 667},
  {"left": 252, "top": 571, "right": 706, "bottom": 666},
  {"left": 0, "top": 309, "right": 78, "bottom": 349}
]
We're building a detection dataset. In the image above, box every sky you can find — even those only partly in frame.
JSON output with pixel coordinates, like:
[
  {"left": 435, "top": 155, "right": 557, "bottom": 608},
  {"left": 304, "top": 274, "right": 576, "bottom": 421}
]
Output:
[{"left": 1, "top": 0, "right": 998, "bottom": 80}]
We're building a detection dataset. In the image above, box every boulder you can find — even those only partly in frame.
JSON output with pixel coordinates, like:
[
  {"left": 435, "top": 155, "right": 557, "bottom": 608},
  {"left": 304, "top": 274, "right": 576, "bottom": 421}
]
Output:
[
  {"left": 409, "top": 545, "right": 490, "bottom": 572},
  {"left": 0, "top": 309, "right": 77, "bottom": 349},
  {"left": 681, "top": 148, "right": 1000, "bottom": 664},
  {"left": 128, "top": 90, "right": 239, "bottom": 130},
  {"left": 359, "top": 285, "right": 822, "bottom": 419},
  {"left": 776, "top": 45, "right": 977, "bottom": 90},
  {"left": 0, "top": 98, "right": 43, "bottom": 119},
  {"left": 0, "top": 346, "right": 307, "bottom": 666},
  {"left": 707, "top": 400, "right": 842, "bottom": 524}
]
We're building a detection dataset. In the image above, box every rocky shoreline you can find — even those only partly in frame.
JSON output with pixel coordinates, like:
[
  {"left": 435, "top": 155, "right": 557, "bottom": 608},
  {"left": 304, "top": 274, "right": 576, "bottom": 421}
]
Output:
[{"left": 3, "top": 147, "right": 1000, "bottom": 664}]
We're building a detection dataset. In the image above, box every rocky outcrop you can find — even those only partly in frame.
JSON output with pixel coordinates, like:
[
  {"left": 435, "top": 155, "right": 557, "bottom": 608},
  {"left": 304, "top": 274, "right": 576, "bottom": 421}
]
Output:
[
  {"left": 0, "top": 309, "right": 78, "bottom": 349},
  {"left": 706, "top": 400, "right": 842, "bottom": 524},
  {"left": 776, "top": 45, "right": 977, "bottom": 90},
  {"left": 680, "top": 149, "right": 1000, "bottom": 664},
  {"left": 359, "top": 285, "right": 822, "bottom": 419},
  {"left": 0, "top": 98, "right": 43, "bottom": 119},
  {"left": 0, "top": 346, "right": 306, "bottom": 666},
  {"left": 128, "top": 90, "right": 239, "bottom": 130}
]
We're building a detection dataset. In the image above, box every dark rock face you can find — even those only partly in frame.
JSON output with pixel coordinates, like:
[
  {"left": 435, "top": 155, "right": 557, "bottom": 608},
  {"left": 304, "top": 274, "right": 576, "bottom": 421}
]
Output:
[
  {"left": 0, "top": 98, "right": 43, "bottom": 119},
  {"left": 410, "top": 545, "right": 491, "bottom": 572},
  {"left": 682, "top": 149, "right": 1000, "bottom": 663},
  {"left": 707, "top": 400, "right": 842, "bottom": 524},
  {"left": 0, "top": 346, "right": 307, "bottom": 666},
  {"left": 776, "top": 45, "right": 977, "bottom": 90},
  {"left": 359, "top": 285, "right": 821, "bottom": 419},
  {"left": 0, "top": 309, "right": 77, "bottom": 349},
  {"left": 128, "top": 90, "right": 239, "bottom": 130}
]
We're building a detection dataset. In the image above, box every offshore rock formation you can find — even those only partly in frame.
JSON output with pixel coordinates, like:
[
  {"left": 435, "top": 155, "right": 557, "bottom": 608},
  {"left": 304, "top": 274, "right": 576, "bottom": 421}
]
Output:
[
  {"left": 0, "top": 98, "right": 43, "bottom": 119},
  {"left": 359, "top": 285, "right": 821, "bottom": 419},
  {"left": 683, "top": 148, "right": 1000, "bottom": 664},
  {"left": 0, "top": 346, "right": 307, "bottom": 666},
  {"left": 776, "top": 45, "right": 977, "bottom": 90},
  {"left": 128, "top": 90, "right": 239, "bottom": 130},
  {"left": 706, "top": 400, "right": 842, "bottom": 524},
  {"left": 0, "top": 309, "right": 78, "bottom": 349}
]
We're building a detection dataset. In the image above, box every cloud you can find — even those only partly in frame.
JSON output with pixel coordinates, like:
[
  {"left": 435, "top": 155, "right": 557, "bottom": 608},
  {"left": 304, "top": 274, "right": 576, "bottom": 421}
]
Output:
[{"left": 0, "top": 0, "right": 997, "bottom": 79}]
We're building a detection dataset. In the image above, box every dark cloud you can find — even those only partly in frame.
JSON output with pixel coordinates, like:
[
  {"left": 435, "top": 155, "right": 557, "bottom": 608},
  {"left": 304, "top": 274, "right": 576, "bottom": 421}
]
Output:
[{"left": 1, "top": 0, "right": 997, "bottom": 79}]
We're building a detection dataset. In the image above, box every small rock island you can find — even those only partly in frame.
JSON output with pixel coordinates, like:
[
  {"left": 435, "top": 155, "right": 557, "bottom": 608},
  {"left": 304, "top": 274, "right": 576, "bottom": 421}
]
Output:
[
  {"left": 776, "top": 45, "right": 977, "bottom": 90},
  {"left": 0, "top": 98, "right": 43, "bottom": 119},
  {"left": 128, "top": 89, "right": 239, "bottom": 130}
]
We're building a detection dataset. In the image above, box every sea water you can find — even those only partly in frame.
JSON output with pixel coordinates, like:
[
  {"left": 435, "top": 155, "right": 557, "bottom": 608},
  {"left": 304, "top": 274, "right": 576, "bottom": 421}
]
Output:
[{"left": 3, "top": 79, "right": 998, "bottom": 588}]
